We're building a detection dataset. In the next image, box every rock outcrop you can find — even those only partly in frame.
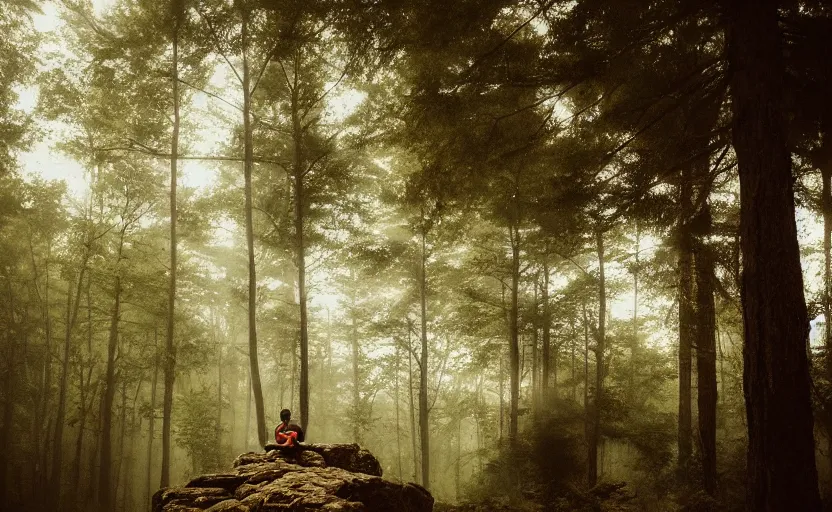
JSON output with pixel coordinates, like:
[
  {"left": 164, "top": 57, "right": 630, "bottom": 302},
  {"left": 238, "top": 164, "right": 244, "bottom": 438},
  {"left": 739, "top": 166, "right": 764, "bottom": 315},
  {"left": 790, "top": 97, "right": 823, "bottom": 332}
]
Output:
[{"left": 152, "top": 444, "right": 433, "bottom": 512}]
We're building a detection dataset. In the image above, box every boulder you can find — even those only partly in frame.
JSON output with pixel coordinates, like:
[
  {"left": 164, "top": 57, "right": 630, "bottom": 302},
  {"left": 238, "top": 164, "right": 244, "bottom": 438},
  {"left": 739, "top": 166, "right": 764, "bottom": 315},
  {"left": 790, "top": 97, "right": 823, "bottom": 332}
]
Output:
[{"left": 153, "top": 444, "right": 432, "bottom": 512}]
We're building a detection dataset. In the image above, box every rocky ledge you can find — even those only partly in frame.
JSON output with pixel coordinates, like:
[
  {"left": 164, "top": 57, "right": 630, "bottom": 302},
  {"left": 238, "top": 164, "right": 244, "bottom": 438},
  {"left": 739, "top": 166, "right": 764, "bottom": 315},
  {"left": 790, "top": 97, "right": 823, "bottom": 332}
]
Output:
[{"left": 152, "top": 443, "right": 434, "bottom": 512}]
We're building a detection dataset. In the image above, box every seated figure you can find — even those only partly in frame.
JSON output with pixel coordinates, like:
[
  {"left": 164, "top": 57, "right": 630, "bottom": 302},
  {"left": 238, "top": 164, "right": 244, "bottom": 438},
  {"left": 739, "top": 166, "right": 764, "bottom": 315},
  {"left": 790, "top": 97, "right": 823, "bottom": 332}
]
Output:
[{"left": 274, "top": 408, "right": 305, "bottom": 448}]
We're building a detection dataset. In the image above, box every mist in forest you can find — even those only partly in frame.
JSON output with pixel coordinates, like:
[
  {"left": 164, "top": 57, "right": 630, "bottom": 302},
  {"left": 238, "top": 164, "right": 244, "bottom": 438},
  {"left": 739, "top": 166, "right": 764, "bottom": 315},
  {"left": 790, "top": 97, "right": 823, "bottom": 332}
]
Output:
[{"left": 2, "top": 0, "right": 832, "bottom": 511}]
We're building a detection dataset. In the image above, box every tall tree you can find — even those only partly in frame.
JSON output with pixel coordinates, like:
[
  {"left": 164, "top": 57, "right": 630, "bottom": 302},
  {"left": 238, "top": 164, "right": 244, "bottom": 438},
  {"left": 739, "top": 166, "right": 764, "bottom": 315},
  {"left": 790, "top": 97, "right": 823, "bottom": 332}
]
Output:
[{"left": 726, "top": 0, "right": 821, "bottom": 508}]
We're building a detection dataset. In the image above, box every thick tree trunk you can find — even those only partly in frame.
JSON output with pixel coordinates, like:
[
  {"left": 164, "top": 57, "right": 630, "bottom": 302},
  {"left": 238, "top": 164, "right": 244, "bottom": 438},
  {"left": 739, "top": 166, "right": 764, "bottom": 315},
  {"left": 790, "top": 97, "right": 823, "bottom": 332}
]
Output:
[
  {"left": 241, "top": 10, "right": 267, "bottom": 449},
  {"left": 419, "top": 228, "right": 430, "bottom": 489},
  {"left": 726, "top": 0, "right": 821, "bottom": 508},
  {"left": 677, "top": 167, "right": 695, "bottom": 476},
  {"left": 98, "top": 266, "right": 123, "bottom": 512},
  {"left": 588, "top": 230, "right": 606, "bottom": 487},
  {"left": 161, "top": 2, "right": 182, "bottom": 487}
]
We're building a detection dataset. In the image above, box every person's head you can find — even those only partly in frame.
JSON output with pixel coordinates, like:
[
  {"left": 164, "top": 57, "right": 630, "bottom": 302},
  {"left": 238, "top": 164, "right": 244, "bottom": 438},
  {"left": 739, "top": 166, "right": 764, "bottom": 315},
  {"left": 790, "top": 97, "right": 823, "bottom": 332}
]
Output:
[{"left": 280, "top": 409, "right": 291, "bottom": 422}]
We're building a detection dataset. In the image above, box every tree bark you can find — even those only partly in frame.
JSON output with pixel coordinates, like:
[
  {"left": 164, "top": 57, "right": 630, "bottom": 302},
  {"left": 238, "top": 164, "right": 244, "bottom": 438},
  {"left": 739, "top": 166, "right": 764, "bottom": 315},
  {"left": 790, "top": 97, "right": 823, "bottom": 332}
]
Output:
[
  {"left": 147, "top": 329, "right": 158, "bottom": 509},
  {"left": 161, "top": 0, "right": 182, "bottom": 487},
  {"left": 508, "top": 224, "right": 520, "bottom": 445},
  {"left": 98, "top": 241, "right": 124, "bottom": 512},
  {"left": 542, "top": 259, "right": 551, "bottom": 402},
  {"left": 395, "top": 337, "right": 403, "bottom": 481},
  {"left": 677, "top": 167, "right": 695, "bottom": 476},
  {"left": 289, "top": 61, "right": 311, "bottom": 436},
  {"left": 419, "top": 227, "right": 430, "bottom": 490},
  {"left": 694, "top": 219, "right": 717, "bottom": 495},
  {"left": 407, "top": 321, "right": 419, "bottom": 484},
  {"left": 350, "top": 283, "right": 362, "bottom": 444},
  {"left": 241, "top": 6, "right": 267, "bottom": 449},
  {"left": 0, "top": 289, "right": 15, "bottom": 507},
  {"left": 51, "top": 261, "right": 87, "bottom": 509},
  {"left": 588, "top": 229, "right": 606, "bottom": 487},
  {"left": 726, "top": 0, "right": 821, "bottom": 508}
]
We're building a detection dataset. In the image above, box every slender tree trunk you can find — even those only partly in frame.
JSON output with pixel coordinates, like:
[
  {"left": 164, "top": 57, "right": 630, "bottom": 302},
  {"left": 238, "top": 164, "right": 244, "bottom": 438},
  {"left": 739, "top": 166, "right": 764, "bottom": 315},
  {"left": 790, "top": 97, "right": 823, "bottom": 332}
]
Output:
[
  {"left": 694, "top": 217, "right": 717, "bottom": 495},
  {"left": 588, "top": 229, "right": 606, "bottom": 487},
  {"left": 0, "top": 318, "right": 15, "bottom": 507},
  {"left": 542, "top": 259, "right": 551, "bottom": 402},
  {"left": 407, "top": 322, "right": 419, "bottom": 484},
  {"left": 678, "top": 167, "right": 695, "bottom": 476},
  {"left": 499, "top": 352, "right": 504, "bottom": 441},
  {"left": 240, "top": 8, "right": 267, "bottom": 449},
  {"left": 147, "top": 329, "right": 158, "bottom": 509},
  {"left": 31, "top": 239, "right": 52, "bottom": 499},
  {"left": 70, "top": 365, "right": 94, "bottom": 510},
  {"left": 395, "top": 338, "right": 403, "bottom": 481},
  {"left": 113, "top": 379, "right": 128, "bottom": 506},
  {"left": 51, "top": 262, "right": 87, "bottom": 509},
  {"left": 245, "top": 370, "right": 252, "bottom": 451},
  {"left": 290, "top": 64, "right": 311, "bottom": 435},
  {"left": 631, "top": 225, "right": 640, "bottom": 398},
  {"left": 161, "top": 1, "right": 182, "bottom": 487},
  {"left": 532, "top": 277, "right": 539, "bottom": 413},
  {"left": 419, "top": 227, "right": 430, "bottom": 490},
  {"left": 216, "top": 315, "right": 223, "bottom": 449},
  {"left": 508, "top": 224, "right": 520, "bottom": 444},
  {"left": 98, "top": 250, "right": 124, "bottom": 512},
  {"left": 350, "top": 286, "right": 361, "bottom": 444},
  {"left": 726, "top": 0, "right": 821, "bottom": 508}
]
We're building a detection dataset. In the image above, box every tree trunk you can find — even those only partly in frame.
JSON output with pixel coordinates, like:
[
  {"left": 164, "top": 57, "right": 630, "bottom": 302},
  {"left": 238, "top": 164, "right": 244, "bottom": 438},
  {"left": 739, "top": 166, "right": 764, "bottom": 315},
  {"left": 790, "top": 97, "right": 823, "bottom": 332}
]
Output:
[
  {"left": 395, "top": 338, "right": 403, "bottom": 481},
  {"left": 508, "top": 224, "right": 520, "bottom": 444},
  {"left": 542, "top": 259, "right": 551, "bottom": 402},
  {"left": 70, "top": 365, "right": 94, "bottom": 510},
  {"left": 98, "top": 259, "right": 123, "bottom": 512},
  {"left": 161, "top": 1, "right": 182, "bottom": 487},
  {"left": 245, "top": 370, "right": 252, "bottom": 451},
  {"left": 631, "top": 225, "right": 640, "bottom": 398},
  {"left": 694, "top": 219, "right": 717, "bottom": 495},
  {"left": 113, "top": 379, "right": 128, "bottom": 507},
  {"left": 290, "top": 63, "right": 311, "bottom": 435},
  {"left": 419, "top": 227, "right": 430, "bottom": 490},
  {"left": 726, "top": 0, "right": 821, "bottom": 508},
  {"left": 51, "top": 262, "right": 87, "bottom": 509},
  {"left": 31, "top": 239, "right": 52, "bottom": 500},
  {"left": 407, "top": 322, "right": 419, "bottom": 484},
  {"left": 350, "top": 286, "right": 361, "bottom": 444},
  {"left": 678, "top": 167, "right": 695, "bottom": 476},
  {"left": 0, "top": 318, "right": 15, "bottom": 507},
  {"left": 241, "top": 8, "right": 267, "bottom": 449},
  {"left": 147, "top": 329, "right": 158, "bottom": 509},
  {"left": 588, "top": 229, "right": 606, "bottom": 487}
]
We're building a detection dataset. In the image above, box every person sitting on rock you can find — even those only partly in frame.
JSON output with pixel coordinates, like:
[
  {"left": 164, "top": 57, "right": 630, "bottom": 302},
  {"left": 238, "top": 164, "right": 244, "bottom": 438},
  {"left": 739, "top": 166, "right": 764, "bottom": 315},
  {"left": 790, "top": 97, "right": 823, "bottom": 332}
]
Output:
[{"left": 274, "top": 408, "right": 305, "bottom": 448}]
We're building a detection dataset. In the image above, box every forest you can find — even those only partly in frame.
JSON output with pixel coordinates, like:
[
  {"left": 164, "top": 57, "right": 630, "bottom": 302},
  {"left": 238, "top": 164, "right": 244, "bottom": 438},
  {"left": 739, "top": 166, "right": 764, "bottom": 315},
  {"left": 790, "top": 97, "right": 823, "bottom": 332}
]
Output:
[{"left": 1, "top": 0, "right": 831, "bottom": 511}]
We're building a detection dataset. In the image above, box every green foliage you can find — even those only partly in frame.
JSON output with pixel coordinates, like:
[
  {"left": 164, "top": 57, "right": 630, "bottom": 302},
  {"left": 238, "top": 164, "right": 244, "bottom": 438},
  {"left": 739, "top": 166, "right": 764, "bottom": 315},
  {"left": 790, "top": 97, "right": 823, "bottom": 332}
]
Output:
[{"left": 175, "top": 386, "right": 227, "bottom": 475}]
